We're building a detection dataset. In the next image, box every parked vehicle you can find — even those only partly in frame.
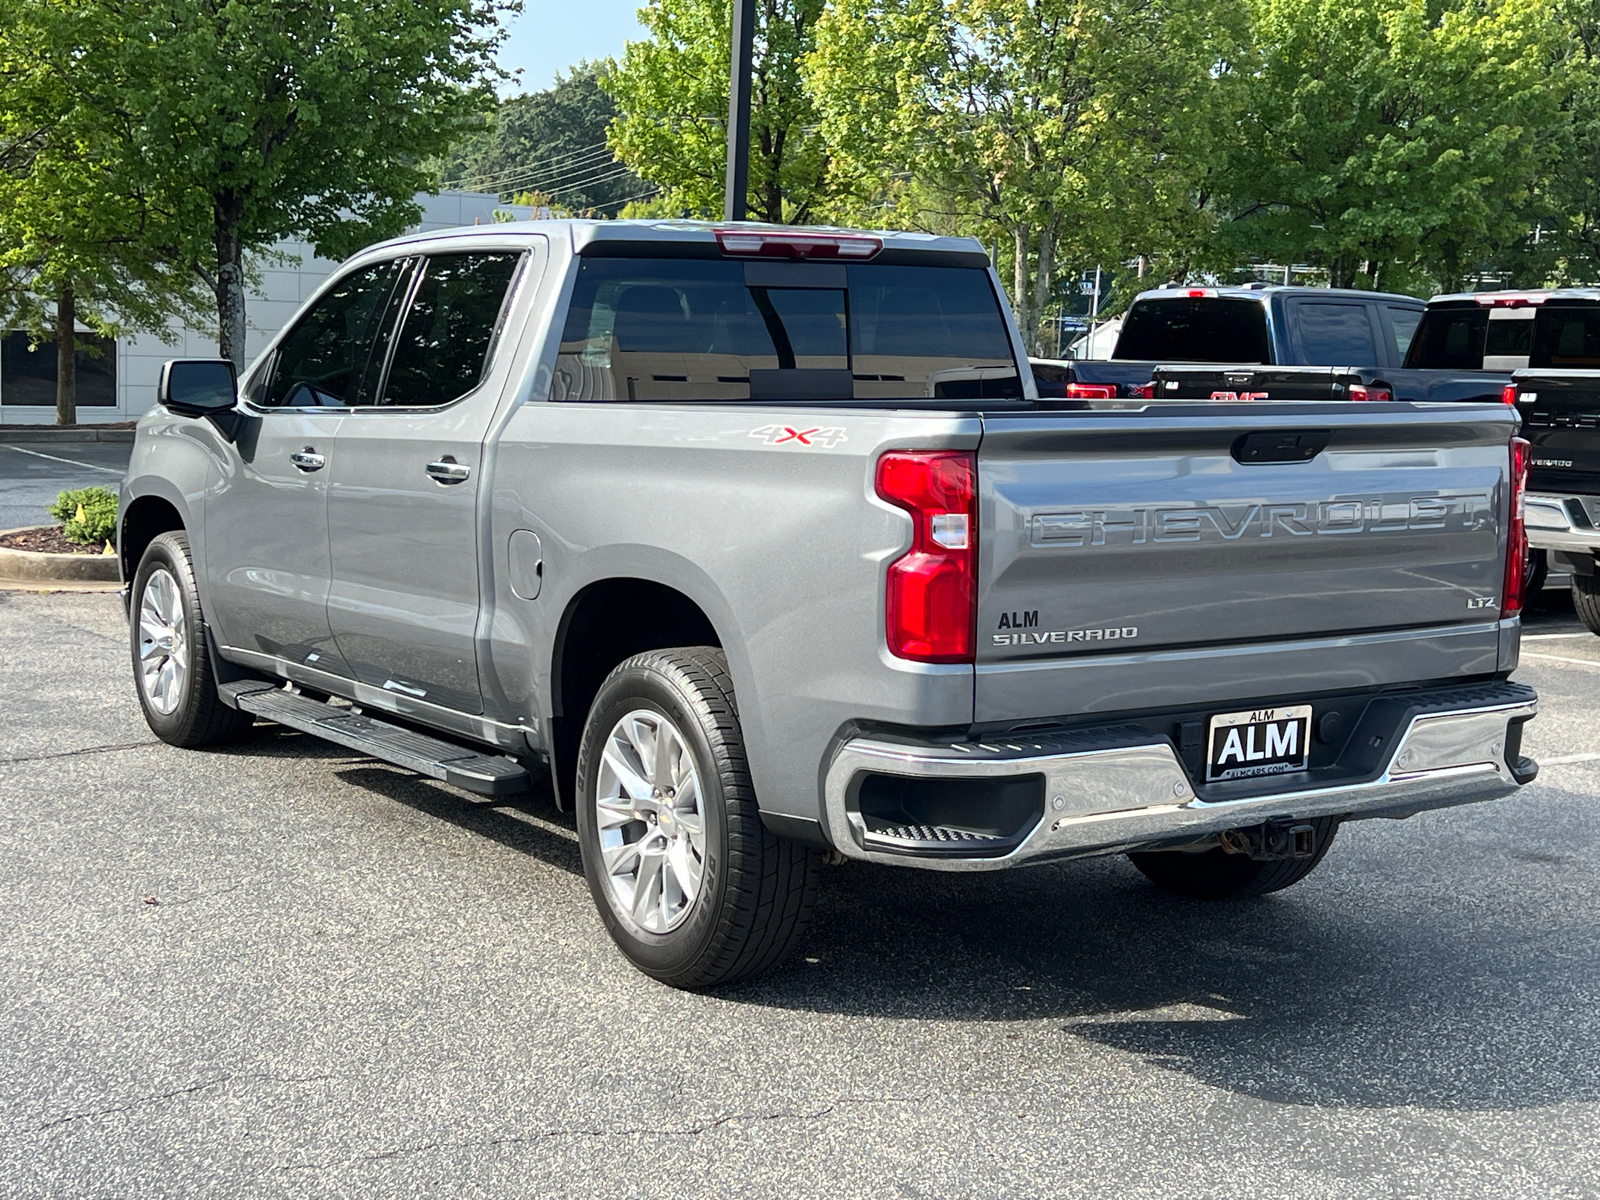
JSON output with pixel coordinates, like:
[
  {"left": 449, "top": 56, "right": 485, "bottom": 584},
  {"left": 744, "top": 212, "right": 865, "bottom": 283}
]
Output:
[
  {"left": 1500, "top": 290, "right": 1600, "bottom": 632},
  {"left": 1033, "top": 284, "right": 1426, "bottom": 398},
  {"left": 120, "top": 221, "right": 1539, "bottom": 988}
]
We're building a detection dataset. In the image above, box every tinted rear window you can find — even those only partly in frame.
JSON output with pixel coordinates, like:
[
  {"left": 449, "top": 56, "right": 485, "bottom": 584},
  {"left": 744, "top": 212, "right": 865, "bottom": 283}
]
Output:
[
  {"left": 550, "top": 258, "right": 1018, "bottom": 402},
  {"left": 1385, "top": 305, "right": 1422, "bottom": 360},
  {"left": 1405, "top": 306, "right": 1487, "bottom": 369},
  {"left": 1531, "top": 306, "right": 1600, "bottom": 367},
  {"left": 1113, "top": 299, "right": 1270, "bottom": 363}
]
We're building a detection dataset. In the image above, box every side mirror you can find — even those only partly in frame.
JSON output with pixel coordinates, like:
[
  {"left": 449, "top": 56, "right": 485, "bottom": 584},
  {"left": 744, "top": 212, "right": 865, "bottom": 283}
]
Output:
[{"left": 158, "top": 359, "right": 238, "bottom": 417}]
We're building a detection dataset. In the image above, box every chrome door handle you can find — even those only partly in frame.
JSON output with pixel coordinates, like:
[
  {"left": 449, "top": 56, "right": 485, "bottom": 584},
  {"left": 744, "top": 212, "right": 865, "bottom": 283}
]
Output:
[
  {"left": 426, "top": 458, "right": 471, "bottom": 484},
  {"left": 289, "top": 448, "right": 325, "bottom": 472}
]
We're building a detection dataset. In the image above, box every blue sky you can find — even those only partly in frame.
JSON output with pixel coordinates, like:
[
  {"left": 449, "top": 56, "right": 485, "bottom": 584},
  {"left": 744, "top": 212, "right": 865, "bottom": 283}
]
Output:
[{"left": 495, "top": 0, "right": 646, "bottom": 94}]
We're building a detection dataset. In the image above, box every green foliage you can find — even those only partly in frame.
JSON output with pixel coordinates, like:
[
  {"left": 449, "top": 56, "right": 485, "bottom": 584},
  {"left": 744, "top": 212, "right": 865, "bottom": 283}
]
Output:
[
  {"left": 48, "top": 487, "right": 117, "bottom": 546},
  {"left": 1213, "top": 0, "right": 1566, "bottom": 292},
  {"left": 605, "top": 0, "right": 829, "bottom": 222},
  {"left": 2, "top": 0, "right": 511, "bottom": 365},
  {"left": 810, "top": 0, "right": 1245, "bottom": 351},
  {"left": 441, "top": 66, "right": 646, "bottom": 214}
]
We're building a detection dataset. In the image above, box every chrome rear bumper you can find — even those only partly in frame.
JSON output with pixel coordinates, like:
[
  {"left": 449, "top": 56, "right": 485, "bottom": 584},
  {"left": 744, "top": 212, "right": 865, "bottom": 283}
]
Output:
[
  {"left": 1526, "top": 493, "right": 1600, "bottom": 554},
  {"left": 823, "top": 684, "right": 1538, "bottom": 871}
]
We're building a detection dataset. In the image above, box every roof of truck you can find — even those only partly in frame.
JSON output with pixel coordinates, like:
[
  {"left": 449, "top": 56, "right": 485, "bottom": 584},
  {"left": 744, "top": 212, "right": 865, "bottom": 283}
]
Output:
[
  {"left": 1428, "top": 288, "right": 1600, "bottom": 306},
  {"left": 1131, "top": 284, "right": 1424, "bottom": 306},
  {"left": 357, "top": 219, "right": 993, "bottom": 267}
]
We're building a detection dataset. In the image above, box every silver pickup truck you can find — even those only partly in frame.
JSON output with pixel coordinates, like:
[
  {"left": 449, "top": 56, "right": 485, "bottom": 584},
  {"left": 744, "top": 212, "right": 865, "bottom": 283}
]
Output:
[{"left": 120, "top": 220, "right": 1539, "bottom": 988}]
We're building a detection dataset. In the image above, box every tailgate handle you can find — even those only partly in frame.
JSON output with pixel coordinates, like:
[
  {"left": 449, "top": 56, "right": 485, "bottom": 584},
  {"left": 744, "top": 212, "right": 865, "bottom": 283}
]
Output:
[{"left": 1232, "top": 429, "right": 1331, "bottom": 464}]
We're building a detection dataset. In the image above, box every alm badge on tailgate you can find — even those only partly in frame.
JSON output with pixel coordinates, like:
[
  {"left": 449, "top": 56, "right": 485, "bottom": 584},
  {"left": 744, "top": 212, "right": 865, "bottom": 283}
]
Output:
[{"left": 1207, "top": 705, "right": 1312, "bottom": 782}]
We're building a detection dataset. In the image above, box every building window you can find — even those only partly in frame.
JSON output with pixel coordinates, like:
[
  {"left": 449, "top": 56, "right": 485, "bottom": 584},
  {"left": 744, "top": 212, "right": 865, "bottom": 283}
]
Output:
[{"left": 1, "top": 331, "right": 118, "bottom": 406}]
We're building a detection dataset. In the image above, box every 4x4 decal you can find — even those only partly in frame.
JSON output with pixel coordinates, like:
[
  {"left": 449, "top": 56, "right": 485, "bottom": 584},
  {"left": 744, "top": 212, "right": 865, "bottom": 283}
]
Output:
[{"left": 749, "top": 424, "right": 849, "bottom": 448}]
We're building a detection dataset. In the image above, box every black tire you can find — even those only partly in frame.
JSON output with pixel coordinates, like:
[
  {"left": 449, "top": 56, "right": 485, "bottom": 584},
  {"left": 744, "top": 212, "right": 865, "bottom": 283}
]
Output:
[
  {"left": 1573, "top": 571, "right": 1600, "bottom": 637},
  {"left": 130, "top": 531, "right": 254, "bottom": 748},
  {"left": 1525, "top": 547, "right": 1549, "bottom": 600},
  {"left": 1128, "top": 816, "right": 1341, "bottom": 900},
  {"left": 574, "top": 647, "right": 820, "bottom": 988}
]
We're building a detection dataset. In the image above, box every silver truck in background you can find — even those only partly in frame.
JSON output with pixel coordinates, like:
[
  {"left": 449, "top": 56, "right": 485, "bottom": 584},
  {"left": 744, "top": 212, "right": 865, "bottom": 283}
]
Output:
[{"left": 119, "top": 221, "right": 1539, "bottom": 988}]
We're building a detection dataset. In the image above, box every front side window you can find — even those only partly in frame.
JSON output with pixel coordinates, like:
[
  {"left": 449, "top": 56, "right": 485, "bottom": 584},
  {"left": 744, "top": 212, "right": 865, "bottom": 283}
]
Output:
[
  {"left": 1384, "top": 305, "right": 1423, "bottom": 361},
  {"left": 550, "top": 258, "right": 1018, "bottom": 402},
  {"left": 262, "top": 260, "right": 407, "bottom": 408},
  {"left": 381, "top": 252, "right": 523, "bottom": 408},
  {"left": 1295, "top": 302, "right": 1378, "bottom": 366}
]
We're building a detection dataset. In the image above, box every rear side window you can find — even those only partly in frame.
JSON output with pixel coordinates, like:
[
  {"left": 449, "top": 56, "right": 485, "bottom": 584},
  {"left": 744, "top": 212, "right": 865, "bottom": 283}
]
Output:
[
  {"left": 1294, "top": 302, "right": 1377, "bottom": 366},
  {"left": 1531, "top": 306, "right": 1600, "bottom": 367},
  {"left": 549, "top": 258, "right": 1018, "bottom": 402},
  {"left": 1384, "top": 305, "right": 1423, "bottom": 361},
  {"left": 1405, "top": 306, "right": 1487, "bottom": 369},
  {"left": 1113, "top": 299, "right": 1270, "bottom": 363},
  {"left": 382, "top": 252, "right": 523, "bottom": 408},
  {"left": 261, "top": 260, "right": 406, "bottom": 408}
]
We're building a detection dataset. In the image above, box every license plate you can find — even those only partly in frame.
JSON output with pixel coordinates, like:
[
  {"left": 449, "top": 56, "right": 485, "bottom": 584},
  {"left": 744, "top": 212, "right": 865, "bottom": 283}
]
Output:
[{"left": 1206, "top": 705, "right": 1312, "bottom": 782}]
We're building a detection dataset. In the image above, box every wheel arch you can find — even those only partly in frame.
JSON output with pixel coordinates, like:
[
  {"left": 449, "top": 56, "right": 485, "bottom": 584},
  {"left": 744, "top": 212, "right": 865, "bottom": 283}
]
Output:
[{"left": 118, "top": 489, "right": 188, "bottom": 585}]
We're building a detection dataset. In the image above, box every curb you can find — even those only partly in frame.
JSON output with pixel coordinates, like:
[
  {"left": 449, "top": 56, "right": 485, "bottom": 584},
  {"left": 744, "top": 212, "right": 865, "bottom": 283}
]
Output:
[
  {"left": 0, "top": 526, "right": 120, "bottom": 583},
  {"left": 0, "top": 428, "right": 136, "bottom": 444}
]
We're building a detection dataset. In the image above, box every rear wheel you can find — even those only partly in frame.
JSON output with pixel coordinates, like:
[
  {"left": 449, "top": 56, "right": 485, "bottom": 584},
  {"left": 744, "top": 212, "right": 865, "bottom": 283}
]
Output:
[
  {"left": 130, "top": 531, "right": 254, "bottom": 748},
  {"left": 575, "top": 647, "right": 821, "bottom": 988},
  {"left": 1128, "top": 816, "right": 1341, "bottom": 899},
  {"left": 1573, "top": 571, "right": 1600, "bottom": 637}
]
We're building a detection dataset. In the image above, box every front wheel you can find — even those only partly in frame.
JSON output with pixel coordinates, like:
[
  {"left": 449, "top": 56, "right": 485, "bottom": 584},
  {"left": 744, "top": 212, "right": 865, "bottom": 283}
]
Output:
[
  {"left": 1128, "top": 816, "right": 1341, "bottom": 899},
  {"left": 130, "top": 531, "right": 253, "bottom": 748},
  {"left": 575, "top": 647, "right": 820, "bottom": 988}
]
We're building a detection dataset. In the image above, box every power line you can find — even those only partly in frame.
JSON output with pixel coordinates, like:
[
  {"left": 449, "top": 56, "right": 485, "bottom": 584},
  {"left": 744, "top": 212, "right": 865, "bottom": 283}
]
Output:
[{"left": 446, "top": 140, "right": 615, "bottom": 191}]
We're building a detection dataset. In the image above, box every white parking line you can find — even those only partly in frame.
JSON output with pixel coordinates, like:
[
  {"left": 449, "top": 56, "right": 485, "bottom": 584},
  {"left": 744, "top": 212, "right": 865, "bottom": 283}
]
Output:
[
  {"left": 1523, "top": 632, "right": 1596, "bottom": 641},
  {"left": 1538, "top": 753, "right": 1600, "bottom": 766},
  {"left": 1, "top": 445, "right": 124, "bottom": 474},
  {"left": 1523, "top": 652, "right": 1600, "bottom": 669}
]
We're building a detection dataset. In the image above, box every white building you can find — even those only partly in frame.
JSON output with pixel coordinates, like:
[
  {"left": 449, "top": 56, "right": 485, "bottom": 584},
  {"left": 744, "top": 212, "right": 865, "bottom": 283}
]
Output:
[{"left": 0, "top": 191, "right": 531, "bottom": 425}]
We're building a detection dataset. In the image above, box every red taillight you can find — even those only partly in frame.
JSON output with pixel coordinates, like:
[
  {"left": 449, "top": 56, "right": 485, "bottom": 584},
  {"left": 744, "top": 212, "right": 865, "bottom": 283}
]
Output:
[
  {"left": 1349, "top": 384, "right": 1393, "bottom": 402},
  {"left": 1504, "top": 436, "right": 1530, "bottom": 616},
  {"left": 715, "top": 229, "right": 882, "bottom": 260},
  {"left": 1502, "top": 383, "right": 1519, "bottom": 405},
  {"left": 876, "top": 451, "right": 976, "bottom": 663},
  {"left": 1129, "top": 381, "right": 1156, "bottom": 399},
  {"left": 1063, "top": 382, "right": 1117, "bottom": 399}
]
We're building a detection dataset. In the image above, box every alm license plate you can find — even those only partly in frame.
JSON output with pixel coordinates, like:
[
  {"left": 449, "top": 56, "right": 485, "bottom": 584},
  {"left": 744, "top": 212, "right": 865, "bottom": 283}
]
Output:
[{"left": 1206, "top": 705, "right": 1312, "bottom": 782}]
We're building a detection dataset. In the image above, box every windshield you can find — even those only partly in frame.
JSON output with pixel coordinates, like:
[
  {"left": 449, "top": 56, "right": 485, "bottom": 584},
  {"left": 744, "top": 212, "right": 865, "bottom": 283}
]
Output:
[
  {"left": 1113, "top": 298, "right": 1270, "bottom": 363},
  {"left": 550, "top": 257, "right": 1020, "bottom": 402}
]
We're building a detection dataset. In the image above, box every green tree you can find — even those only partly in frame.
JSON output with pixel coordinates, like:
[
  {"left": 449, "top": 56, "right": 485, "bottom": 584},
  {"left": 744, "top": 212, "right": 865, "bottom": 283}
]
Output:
[
  {"left": 0, "top": 3, "right": 207, "bottom": 422},
  {"left": 22, "top": 0, "right": 510, "bottom": 366},
  {"left": 606, "top": 0, "right": 829, "bottom": 222},
  {"left": 441, "top": 65, "right": 647, "bottom": 214},
  {"left": 1547, "top": 1, "right": 1600, "bottom": 283},
  {"left": 1214, "top": 0, "right": 1565, "bottom": 292},
  {"left": 809, "top": 0, "right": 1243, "bottom": 353}
]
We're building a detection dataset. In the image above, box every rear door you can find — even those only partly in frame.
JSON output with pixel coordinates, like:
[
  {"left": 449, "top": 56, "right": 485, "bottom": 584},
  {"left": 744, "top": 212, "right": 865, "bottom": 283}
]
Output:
[
  {"left": 1286, "top": 298, "right": 1381, "bottom": 366},
  {"left": 326, "top": 248, "right": 531, "bottom": 714}
]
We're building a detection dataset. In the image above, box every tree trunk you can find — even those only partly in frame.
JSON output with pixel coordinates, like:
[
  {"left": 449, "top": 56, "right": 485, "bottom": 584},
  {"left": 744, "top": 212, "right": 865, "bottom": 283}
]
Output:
[
  {"left": 1030, "top": 225, "right": 1055, "bottom": 359},
  {"left": 55, "top": 282, "right": 76, "bottom": 427},
  {"left": 1012, "top": 224, "right": 1033, "bottom": 354},
  {"left": 214, "top": 201, "right": 247, "bottom": 366}
]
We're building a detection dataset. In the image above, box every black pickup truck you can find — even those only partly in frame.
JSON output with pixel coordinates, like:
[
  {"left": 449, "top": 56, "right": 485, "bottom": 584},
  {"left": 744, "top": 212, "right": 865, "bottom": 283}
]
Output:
[
  {"left": 1037, "top": 286, "right": 1514, "bottom": 406},
  {"left": 1503, "top": 291, "right": 1600, "bottom": 633}
]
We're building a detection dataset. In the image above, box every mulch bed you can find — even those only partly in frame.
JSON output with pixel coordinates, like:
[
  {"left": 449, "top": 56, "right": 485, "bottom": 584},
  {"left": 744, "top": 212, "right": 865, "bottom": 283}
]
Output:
[{"left": 0, "top": 526, "right": 109, "bottom": 555}]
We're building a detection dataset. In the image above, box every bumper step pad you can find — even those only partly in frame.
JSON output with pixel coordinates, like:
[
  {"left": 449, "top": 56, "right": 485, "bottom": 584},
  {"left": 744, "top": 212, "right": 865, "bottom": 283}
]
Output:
[{"left": 222, "top": 682, "right": 530, "bottom": 796}]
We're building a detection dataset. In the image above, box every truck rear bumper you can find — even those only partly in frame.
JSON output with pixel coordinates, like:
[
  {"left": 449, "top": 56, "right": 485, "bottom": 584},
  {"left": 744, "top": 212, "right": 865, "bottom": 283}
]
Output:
[
  {"left": 822, "top": 681, "right": 1537, "bottom": 871},
  {"left": 1526, "top": 493, "right": 1600, "bottom": 554}
]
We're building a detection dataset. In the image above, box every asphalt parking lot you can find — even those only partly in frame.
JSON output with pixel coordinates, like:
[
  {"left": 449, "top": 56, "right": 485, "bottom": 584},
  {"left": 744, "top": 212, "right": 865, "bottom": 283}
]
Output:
[
  {"left": 1, "top": 588, "right": 1597, "bottom": 1199},
  {"left": 0, "top": 442, "right": 130, "bottom": 532}
]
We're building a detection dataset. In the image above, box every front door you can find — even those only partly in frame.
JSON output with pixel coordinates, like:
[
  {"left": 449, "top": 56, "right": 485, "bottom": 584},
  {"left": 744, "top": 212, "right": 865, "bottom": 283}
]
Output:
[
  {"left": 326, "top": 249, "right": 528, "bottom": 716},
  {"left": 205, "top": 258, "right": 411, "bottom": 672}
]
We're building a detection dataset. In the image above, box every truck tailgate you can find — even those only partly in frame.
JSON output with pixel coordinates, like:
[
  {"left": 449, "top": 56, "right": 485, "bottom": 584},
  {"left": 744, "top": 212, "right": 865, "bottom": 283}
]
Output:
[{"left": 975, "top": 404, "right": 1515, "bottom": 722}]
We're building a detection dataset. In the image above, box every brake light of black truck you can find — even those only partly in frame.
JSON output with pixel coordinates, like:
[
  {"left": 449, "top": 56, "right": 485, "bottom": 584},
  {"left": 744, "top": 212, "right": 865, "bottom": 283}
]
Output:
[
  {"left": 1129, "top": 382, "right": 1156, "bottom": 399},
  {"left": 1349, "top": 384, "right": 1393, "bottom": 402},
  {"left": 1504, "top": 437, "right": 1530, "bottom": 616},
  {"left": 876, "top": 451, "right": 976, "bottom": 664},
  {"left": 1064, "top": 382, "right": 1117, "bottom": 399}
]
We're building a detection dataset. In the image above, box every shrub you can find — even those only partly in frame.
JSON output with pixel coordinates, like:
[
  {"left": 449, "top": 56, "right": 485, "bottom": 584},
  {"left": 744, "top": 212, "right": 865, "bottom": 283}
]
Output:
[{"left": 48, "top": 486, "right": 119, "bottom": 546}]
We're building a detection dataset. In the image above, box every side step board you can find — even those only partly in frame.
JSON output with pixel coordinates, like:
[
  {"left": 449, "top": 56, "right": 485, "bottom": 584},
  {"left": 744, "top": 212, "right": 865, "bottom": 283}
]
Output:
[{"left": 222, "top": 682, "right": 530, "bottom": 796}]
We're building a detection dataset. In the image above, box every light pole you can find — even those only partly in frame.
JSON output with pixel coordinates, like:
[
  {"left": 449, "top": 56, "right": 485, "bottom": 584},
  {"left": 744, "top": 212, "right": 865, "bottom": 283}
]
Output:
[{"left": 723, "top": 0, "right": 756, "bottom": 222}]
